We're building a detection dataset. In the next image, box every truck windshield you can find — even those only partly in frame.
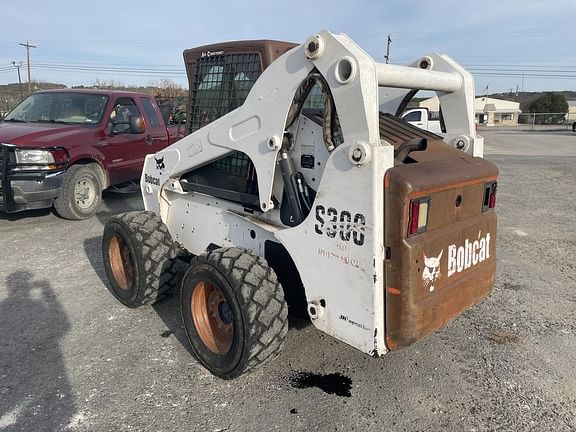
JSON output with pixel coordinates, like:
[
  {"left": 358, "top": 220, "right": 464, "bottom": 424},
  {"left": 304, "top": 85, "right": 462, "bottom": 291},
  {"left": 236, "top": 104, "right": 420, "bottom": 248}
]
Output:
[{"left": 4, "top": 92, "right": 109, "bottom": 125}]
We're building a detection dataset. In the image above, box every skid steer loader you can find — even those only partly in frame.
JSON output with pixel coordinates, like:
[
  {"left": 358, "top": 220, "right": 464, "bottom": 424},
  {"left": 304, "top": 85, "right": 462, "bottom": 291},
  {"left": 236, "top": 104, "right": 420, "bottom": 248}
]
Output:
[{"left": 102, "top": 30, "right": 498, "bottom": 379}]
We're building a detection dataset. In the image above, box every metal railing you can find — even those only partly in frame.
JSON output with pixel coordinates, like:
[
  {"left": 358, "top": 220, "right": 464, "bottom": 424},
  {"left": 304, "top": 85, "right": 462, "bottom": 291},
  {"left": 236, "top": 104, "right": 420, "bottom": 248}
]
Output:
[{"left": 484, "top": 113, "right": 575, "bottom": 132}]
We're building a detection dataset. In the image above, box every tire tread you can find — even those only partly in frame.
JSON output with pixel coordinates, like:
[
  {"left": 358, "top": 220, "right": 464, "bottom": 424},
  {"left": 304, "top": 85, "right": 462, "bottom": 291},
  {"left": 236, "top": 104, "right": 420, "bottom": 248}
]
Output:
[
  {"left": 107, "top": 211, "right": 185, "bottom": 305},
  {"left": 54, "top": 164, "right": 102, "bottom": 220},
  {"left": 191, "top": 247, "right": 288, "bottom": 378}
]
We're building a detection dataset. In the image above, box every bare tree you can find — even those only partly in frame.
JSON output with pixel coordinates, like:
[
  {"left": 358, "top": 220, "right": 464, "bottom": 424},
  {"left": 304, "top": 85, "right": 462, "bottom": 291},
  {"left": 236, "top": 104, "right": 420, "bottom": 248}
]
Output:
[
  {"left": 92, "top": 78, "right": 127, "bottom": 90},
  {"left": 149, "top": 78, "right": 185, "bottom": 98}
]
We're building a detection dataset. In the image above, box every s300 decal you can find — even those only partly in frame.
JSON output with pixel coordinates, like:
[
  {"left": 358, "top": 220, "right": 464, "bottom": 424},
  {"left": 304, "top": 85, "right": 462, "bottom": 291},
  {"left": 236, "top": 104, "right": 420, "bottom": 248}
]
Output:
[{"left": 314, "top": 205, "right": 366, "bottom": 246}]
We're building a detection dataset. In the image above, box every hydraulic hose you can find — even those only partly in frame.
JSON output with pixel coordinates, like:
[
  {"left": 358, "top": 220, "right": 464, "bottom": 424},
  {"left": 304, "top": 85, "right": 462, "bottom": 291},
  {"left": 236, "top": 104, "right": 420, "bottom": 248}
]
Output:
[
  {"left": 278, "top": 151, "right": 304, "bottom": 225},
  {"left": 394, "top": 138, "right": 428, "bottom": 163}
]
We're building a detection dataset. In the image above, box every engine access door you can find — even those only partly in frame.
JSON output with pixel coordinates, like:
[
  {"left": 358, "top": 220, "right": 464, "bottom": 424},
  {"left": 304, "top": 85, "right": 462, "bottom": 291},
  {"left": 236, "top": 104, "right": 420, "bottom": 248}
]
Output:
[{"left": 384, "top": 155, "right": 498, "bottom": 350}]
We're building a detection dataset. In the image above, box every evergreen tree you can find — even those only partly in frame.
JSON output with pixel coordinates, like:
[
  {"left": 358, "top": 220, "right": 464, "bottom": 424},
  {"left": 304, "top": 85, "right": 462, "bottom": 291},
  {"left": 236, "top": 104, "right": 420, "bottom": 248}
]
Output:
[
  {"left": 527, "top": 93, "right": 569, "bottom": 124},
  {"left": 528, "top": 92, "right": 568, "bottom": 113}
]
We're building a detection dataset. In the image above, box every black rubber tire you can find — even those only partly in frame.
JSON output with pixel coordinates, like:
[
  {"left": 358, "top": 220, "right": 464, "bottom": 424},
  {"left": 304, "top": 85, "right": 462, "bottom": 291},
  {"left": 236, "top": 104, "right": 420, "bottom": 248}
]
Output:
[
  {"left": 102, "top": 211, "right": 185, "bottom": 307},
  {"left": 181, "top": 247, "right": 288, "bottom": 379},
  {"left": 572, "top": 122, "right": 576, "bottom": 132},
  {"left": 54, "top": 164, "right": 102, "bottom": 220}
]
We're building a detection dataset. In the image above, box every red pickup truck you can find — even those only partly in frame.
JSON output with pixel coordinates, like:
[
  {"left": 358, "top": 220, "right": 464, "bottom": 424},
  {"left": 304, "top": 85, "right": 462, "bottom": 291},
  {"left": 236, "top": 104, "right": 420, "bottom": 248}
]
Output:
[{"left": 0, "top": 89, "right": 184, "bottom": 219}]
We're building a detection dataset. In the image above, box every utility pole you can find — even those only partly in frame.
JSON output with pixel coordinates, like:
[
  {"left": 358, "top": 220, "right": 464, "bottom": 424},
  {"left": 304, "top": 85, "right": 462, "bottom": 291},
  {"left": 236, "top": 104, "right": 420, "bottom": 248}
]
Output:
[
  {"left": 19, "top": 41, "right": 37, "bottom": 95},
  {"left": 384, "top": 34, "right": 392, "bottom": 64},
  {"left": 12, "top": 61, "right": 24, "bottom": 101}
]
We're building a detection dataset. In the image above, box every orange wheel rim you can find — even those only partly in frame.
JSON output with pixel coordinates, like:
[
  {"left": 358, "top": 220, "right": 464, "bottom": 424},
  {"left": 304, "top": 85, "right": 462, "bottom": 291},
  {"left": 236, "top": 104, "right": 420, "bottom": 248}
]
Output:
[
  {"left": 191, "top": 281, "right": 234, "bottom": 354},
  {"left": 108, "top": 234, "right": 134, "bottom": 291}
]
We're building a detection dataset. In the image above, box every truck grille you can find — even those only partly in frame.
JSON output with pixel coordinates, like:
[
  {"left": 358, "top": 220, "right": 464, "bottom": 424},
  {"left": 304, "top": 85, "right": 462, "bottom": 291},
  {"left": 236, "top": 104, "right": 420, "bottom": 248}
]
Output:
[
  {"left": 0, "top": 145, "right": 5, "bottom": 202},
  {"left": 0, "top": 144, "right": 13, "bottom": 210}
]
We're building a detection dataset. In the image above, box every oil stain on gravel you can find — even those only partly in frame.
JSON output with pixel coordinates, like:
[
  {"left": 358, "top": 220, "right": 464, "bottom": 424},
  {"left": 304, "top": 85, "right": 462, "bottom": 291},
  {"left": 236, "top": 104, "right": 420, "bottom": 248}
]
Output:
[
  {"left": 484, "top": 329, "right": 520, "bottom": 345},
  {"left": 502, "top": 282, "right": 524, "bottom": 291},
  {"left": 289, "top": 371, "right": 352, "bottom": 397}
]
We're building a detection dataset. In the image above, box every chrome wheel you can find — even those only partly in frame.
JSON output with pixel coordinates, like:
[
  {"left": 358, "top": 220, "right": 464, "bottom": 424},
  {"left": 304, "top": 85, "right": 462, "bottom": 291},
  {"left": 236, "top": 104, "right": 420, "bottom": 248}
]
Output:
[{"left": 74, "top": 177, "right": 96, "bottom": 209}]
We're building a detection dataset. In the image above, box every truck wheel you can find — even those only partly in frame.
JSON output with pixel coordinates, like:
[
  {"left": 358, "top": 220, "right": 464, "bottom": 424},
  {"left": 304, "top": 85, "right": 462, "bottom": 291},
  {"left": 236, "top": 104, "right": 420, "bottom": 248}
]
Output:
[
  {"left": 102, "top": 211, "right": 185, "bottom": 307},
  {"left": 54, "top": 165, "right": 102, "bottom": 220},
  {"left": 181, "top": 247, "right": 288, "bottom": 379}
]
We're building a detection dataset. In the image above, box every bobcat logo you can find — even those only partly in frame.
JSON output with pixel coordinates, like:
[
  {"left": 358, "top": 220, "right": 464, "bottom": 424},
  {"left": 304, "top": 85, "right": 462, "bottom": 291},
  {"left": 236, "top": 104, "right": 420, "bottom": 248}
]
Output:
[
  {"left": 422, "top": 250, "right": 443, "bottom": 292},
  {"left": 154, "top": 156, "right": 165, "bottom": 170}
]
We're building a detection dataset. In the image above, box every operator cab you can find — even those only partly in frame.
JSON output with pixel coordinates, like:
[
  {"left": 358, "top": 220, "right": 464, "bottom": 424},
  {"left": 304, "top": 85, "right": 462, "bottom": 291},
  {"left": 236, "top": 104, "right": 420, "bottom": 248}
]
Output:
[{"left": 179, "top": 40, "right": 296, "bottom": 210}]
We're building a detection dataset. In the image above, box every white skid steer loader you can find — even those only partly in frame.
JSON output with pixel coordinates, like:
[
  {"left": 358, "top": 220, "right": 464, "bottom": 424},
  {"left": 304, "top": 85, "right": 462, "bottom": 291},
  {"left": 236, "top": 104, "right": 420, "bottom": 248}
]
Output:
[{"left": 102, "top": 30, "right": 498, "bottom": 379}]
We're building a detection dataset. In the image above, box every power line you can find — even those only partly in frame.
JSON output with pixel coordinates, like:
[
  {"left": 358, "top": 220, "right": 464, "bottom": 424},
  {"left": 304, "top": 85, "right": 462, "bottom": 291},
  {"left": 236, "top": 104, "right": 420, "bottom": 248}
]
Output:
[
  {"left": 2, "top": 60, "right": 576, "bottom": 86},
  {"left": 463, "top": 64, "right": 576, "bottom": 69},
  {"left": 11, "top": 60, "right": 575, "bottom": 72},
  {"left": 33, "top": 62, "right": 184, "bottom": 72},
  {"left": 472, "top": 73, "right": 576, "bottom": 80}
]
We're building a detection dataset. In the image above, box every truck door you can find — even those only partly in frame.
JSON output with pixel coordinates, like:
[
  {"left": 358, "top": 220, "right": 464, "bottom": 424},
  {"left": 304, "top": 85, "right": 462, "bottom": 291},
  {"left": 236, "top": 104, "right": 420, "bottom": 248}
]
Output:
[
  {"left": 402, "top": 109, "right": 427, "bottom": 129},
  {"left": 103, "top": 96, "right": 148, "bottom": 184},
  {"left": 139, "top": 96, "right": 170, "bottom": 153}
]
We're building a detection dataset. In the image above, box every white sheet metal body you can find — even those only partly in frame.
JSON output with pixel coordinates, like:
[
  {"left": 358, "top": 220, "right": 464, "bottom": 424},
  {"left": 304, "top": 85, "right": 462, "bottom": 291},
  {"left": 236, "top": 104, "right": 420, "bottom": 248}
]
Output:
[{"left": 378, "top": 53, "right": 483, "bottom": 156}]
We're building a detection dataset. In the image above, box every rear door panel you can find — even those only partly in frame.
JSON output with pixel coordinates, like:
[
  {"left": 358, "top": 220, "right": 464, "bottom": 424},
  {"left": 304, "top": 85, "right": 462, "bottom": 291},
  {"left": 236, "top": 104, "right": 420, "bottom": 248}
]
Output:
[{"left": 384, "top": 156, "right": 498, "bottom": 349}]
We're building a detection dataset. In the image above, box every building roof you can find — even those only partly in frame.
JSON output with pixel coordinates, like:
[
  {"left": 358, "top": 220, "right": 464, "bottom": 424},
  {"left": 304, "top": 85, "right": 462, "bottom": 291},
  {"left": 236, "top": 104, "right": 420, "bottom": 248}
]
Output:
[
  {"left": 475, "top": 108, "right": 522, "bottom": 114},
  {"left": 474, "top": 97, "right": 520, "bottom": 112}
]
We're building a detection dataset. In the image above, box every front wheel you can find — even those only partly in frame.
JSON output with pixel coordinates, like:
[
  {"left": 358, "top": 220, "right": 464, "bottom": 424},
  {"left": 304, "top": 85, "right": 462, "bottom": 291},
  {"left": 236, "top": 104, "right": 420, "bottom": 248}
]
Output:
[
  {"left": 102, "top": 211, "right": 185, "bottom": 307},
  {"left": 181, "top": 247, "right": 288, "bottom": 379},
  {"left": 54, "top": 164, "right": 102, "bottom": 220}
]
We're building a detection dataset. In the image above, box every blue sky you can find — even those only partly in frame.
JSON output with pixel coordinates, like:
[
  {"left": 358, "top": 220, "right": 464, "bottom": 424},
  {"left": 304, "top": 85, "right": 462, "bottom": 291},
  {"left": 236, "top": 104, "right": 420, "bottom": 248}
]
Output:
[{"left": 1, "top": 0, "right": 575, "bottom": 94}]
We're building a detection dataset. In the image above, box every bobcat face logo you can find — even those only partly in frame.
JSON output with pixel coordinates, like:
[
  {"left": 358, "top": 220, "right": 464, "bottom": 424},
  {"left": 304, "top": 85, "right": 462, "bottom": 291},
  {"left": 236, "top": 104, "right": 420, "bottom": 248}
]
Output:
[
  {"left": 422, "top": 250, "right": 443, "bottom": 292},
  {"left": 154, "top": 156, "right": 165, "bottom": 170}
]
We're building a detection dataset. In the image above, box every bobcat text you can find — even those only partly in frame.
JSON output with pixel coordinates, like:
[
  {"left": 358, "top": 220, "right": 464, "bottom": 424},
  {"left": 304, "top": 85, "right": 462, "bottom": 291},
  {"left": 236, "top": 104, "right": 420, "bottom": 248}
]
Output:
[{"left": 447, "top": 232, "right": 491, "bottom": 277}]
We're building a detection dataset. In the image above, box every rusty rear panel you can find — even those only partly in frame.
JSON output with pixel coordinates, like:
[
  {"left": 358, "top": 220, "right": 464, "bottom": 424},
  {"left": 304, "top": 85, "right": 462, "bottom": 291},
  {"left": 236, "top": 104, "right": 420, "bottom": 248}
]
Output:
[{"left": 384, "top": 157, "right": 498, "bottom": 350}]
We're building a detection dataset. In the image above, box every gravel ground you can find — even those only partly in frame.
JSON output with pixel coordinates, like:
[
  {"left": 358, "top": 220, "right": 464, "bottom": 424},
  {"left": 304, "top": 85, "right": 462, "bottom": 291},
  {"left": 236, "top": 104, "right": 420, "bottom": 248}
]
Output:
[{"left": 0, "top": 129, "right": 575, "bottom": 431}]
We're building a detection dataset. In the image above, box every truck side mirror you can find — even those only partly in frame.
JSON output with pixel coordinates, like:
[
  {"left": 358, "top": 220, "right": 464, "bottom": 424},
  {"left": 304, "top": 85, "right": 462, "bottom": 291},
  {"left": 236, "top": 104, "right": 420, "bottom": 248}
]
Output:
[{"left": 129, "top": 115, "right": 145, "bottom": 134}]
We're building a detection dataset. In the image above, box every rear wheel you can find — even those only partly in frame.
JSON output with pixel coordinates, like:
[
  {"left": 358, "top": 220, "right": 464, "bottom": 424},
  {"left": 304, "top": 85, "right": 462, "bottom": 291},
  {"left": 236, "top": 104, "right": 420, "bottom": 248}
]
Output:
[
  {"left": 181, "top": 247, "right": 288, "bottom": 379},
  {"left": 102, "top": 211, "right": 185, "bottom": 307},
  {"left": 54, "top": 164, "right": 102, "bottom": 220}
]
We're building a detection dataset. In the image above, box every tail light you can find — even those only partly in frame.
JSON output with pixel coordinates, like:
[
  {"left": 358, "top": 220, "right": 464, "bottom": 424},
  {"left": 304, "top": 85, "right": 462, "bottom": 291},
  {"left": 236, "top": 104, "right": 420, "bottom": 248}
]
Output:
[
  {"left": 482, "top": 181, "right": 497, "bottom": 212},
  {"left": 408, "top": 197, "right": 430, "bottom": 236}
]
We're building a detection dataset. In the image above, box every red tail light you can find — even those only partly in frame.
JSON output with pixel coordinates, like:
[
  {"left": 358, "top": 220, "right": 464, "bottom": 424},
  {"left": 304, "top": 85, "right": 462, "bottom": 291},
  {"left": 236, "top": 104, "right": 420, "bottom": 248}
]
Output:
[
  {"left": 483, "top": 182, "right": 497, "bottom": 211},
  {"left": 408, "top": 198, "right": 430, "bottom": 236},
  {"left": 489, "top": 191, "right": 496, "bottom": 208},
  {"left": 409, "top": 201, "right": 420, "bottom": 235}
]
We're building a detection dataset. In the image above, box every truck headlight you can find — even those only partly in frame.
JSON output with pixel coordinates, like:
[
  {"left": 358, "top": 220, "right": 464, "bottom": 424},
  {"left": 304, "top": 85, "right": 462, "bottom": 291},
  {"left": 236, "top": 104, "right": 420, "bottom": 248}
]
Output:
[{"left": 15, "top": 149, "right": 55, "bottom": 164}]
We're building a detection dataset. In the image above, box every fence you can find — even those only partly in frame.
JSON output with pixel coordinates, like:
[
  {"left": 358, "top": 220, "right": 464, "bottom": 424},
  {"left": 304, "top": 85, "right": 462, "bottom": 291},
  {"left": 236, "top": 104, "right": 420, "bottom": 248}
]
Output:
[{"left": 511, "top": 112, "right": 574, "bottom": 132}]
